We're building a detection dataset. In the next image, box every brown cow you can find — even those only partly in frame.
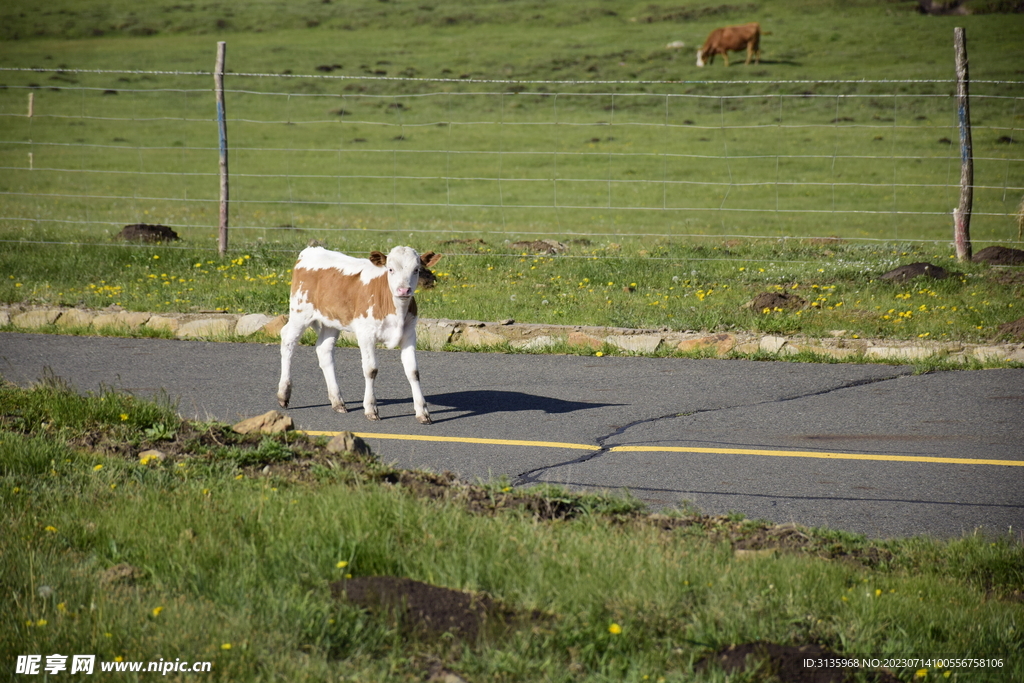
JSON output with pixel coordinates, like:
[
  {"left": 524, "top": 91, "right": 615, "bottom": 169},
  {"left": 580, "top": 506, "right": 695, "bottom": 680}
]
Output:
[{"left": 696, "top": 22, "right": 761, "bottom": 67}]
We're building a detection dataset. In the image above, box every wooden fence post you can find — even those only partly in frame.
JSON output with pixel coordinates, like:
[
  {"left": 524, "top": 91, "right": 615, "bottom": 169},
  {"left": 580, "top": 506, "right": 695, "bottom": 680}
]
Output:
[
  {"left": 215, "top": 41, "right": 229, "bottom": 257},
  {"left": 953, "top": 27, "right": 973, "bottom": 262}
]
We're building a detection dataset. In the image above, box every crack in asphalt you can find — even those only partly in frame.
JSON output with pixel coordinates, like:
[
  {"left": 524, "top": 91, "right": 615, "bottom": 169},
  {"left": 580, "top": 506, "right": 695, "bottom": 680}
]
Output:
[{"left": 512, "top": 370, "right": 913, "bottom": 487}]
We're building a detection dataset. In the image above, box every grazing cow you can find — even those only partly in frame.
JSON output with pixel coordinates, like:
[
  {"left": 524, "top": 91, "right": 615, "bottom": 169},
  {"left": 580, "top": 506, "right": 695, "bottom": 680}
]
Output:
[
  {"left": 696, "top": 22, "right": 761, "bottom": 67},
  {"left": 276, "top": 246, "right": 442, "bottom": 424}
]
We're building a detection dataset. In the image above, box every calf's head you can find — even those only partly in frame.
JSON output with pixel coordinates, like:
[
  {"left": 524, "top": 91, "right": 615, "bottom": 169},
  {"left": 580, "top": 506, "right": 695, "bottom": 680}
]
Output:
[{"left": 369, "top": 247, "right": 443, "bottom": 300}]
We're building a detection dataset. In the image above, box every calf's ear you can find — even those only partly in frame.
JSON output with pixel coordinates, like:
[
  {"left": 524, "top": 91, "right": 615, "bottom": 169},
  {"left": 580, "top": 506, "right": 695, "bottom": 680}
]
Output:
[
  {"left": 369, "top": 251, "right": 387, "bottom": 266},
  {"left": 420, "top": 251, "right": 443, "bottom": 268}
]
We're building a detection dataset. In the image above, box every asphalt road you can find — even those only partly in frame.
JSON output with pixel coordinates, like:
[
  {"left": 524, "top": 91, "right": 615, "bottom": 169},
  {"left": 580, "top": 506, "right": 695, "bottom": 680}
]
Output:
[{"left": 2, "top": 331, "right": 1022, "bottom": 540}]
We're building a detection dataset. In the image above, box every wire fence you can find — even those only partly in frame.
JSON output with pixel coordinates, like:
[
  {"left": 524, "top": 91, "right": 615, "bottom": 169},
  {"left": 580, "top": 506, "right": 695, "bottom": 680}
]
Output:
[{"left": 1, "top": 66, "right": 1022, "bottom": 255}]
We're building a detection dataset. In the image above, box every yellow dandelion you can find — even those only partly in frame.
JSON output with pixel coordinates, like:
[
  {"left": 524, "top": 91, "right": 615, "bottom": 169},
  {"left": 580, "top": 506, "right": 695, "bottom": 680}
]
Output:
[
  {"left": 336, "top": 561, "right": 349, "bottom": 569},
  {"left": 221, "top": 643, "right": 232, "bottom": 650},
  {"left": 915, "top": 669, "right": 928, "bottom": 679},
  {"left": 120, "top": 413, "right": 129, "bottom": 421},
  {"left": 36, "top": 618, "right": 48, "bottom": 627},
  {"left": 595, "top": 351, "right": 604, "bottom": 357},
  {"left": 151, "top": 606, "right": 164, "bottom": 617},
  {"left": 93, "top": 464, "right": 104, "bottom": 471},
  {"left": 44, "top": 525, "right": 57, "bottom": 533},
  {"left": 608, "top": 623, "right": 622, "bottom": 635}
]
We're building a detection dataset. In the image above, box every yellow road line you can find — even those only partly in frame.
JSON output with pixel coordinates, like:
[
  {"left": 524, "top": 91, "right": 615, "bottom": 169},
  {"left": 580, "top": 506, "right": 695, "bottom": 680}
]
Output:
[
  {"left": 607, "top": 445, "right": 1024, "bottom": 467},
  {"left": 302, "top": 430, "right": 594, "bottom": 451},
  {"left": 302, "top": 431, "right": 1023, "bottom": 467}
]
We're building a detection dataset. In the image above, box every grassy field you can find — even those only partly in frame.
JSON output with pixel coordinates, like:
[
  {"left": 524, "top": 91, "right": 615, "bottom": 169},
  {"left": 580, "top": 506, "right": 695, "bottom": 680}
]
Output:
[
  {"left": 1, "top": 1, "right": 1023, "bottom": 346},
  {"left": 1, "top": 0, "right": 1023, "bottom": 242},
  {"left": 2, "top": 379, "right": 1022, "bottom": 681},
  {"left": 4, "top": 234, "right": 1024, "bottom": 347}
]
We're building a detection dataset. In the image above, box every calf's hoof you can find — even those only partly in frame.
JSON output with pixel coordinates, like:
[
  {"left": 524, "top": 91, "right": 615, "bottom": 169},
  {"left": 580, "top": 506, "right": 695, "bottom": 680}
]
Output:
[
  {"left": 365, "top": 412, "right": 380, "bottom": 421},
  {"left": 416, "top": 414, "right": 432, "bottom": 425},
  {"left": 332, "top": 403, "right": 348, "bottom": 414}
]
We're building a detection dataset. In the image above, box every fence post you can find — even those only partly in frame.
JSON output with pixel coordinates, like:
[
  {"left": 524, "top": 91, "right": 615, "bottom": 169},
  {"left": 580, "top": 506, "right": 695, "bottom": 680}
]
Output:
[
  {"left": 215, "top": 41, "right": 229, "bottom": 257},
  {"left": 953, "top": 27, "right": 973, "bottom": 262}
]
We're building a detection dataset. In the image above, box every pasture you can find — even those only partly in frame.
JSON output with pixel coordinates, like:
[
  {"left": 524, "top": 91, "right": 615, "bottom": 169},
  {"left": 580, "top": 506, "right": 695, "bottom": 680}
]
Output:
[{"left": 1, "top": 2, "right": 1023, "bottom": 349}]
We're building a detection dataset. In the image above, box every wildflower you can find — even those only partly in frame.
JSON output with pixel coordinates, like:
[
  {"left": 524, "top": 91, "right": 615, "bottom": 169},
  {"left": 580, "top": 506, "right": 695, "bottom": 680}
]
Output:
[
  {"left": 221, "top": 643, "right": 232, "bottom": 650},
  {"left": 608, "top": 623, "right": 622, "bottom": 635},
  {"left": 93, "top": 464, "right": 103, "bottom": 471},
  {"left": 151, "top": 606, "right": 164, "bottom": 617},
  {"left": 915, "top": 669, "right": 928, "bottom": 679},
  {"left": 595, "top": 351, "right": 604, "bottom": 357},
  {"left": 44, "top": 525, "right": 57, "bottom": 533},
  {"left": 120, "top": 413, "right": 129, "bottom": 421},
  {"left": 336, "top": 561, "right": 349, "bottom": 569}
]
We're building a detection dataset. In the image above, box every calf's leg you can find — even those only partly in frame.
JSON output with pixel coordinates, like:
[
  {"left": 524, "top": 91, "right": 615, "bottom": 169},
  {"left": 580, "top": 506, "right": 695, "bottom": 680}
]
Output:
[
  {"left": 277, "top": 316, "right": 308, "bottom": 408},
  {"left": 357, "top": 333, "right": 380, "bottom": 421},
  {"left": 315, "top": 325, "right": 346, "bottom": 413},
  {"left": 400, "top": 325, "right": 431, "bottom": 425}
]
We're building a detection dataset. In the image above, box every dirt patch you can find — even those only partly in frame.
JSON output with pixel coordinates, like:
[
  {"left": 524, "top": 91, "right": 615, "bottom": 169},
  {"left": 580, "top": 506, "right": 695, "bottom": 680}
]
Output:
[
  {"left": 115, "top": 223, "right": 180, "bottom": 242},
  {"left": 99, "top": 563, "right": 145, "bottom": 587},
  {"left": 996, "top": 316, "right": 1024, "bottom": 341},
  {"left": 647, "top": 515, "right": 894, "bottom": 567},
  {"left": 744, "top": 291, "right": 808, "bottom": 311},
  {"left": 697, "top": 642, "right": 900, "bottom": 683},
  {"left": 973, "top": 245, "right": 1024, "bottom": 265},
  {"left": 331, "top": 576, "right": 532, "bottom": 641},
  {"left": 879, "top": 262, "right": 949, "bottom": 282},
  {"left": 510, "top": 239, "right": 568, "bottom": 254}
]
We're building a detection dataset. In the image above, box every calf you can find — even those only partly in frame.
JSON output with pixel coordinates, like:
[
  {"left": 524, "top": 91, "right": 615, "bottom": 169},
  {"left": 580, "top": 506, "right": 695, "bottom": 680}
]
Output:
[
  {"left": 696, "top": 22, "right": 761, "bottom": 67},
  {"left": 276, "top": 245, "right": 442, "bottom": 424}
]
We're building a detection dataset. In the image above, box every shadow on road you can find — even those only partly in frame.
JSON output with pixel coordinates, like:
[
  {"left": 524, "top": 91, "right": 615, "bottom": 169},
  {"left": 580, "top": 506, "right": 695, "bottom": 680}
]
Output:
[{"left": 424, "top": 389, "right": 624, "bottom": 422}]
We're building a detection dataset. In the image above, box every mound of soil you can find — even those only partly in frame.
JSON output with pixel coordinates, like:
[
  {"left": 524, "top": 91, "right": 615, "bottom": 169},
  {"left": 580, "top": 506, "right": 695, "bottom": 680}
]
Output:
[
  {"left": 510, "top": 239, "right": 568, "bottom": 254},
  {"left": 879, "top": 262, "right": 949, "bottom": 282},
  {"left": 744, "top": 291, "right": 807, "bottom": 311},
  {"left": 116, "top": 223, "right": 180, "bottom": 242},
  {"left": 973, "top": 245, "right": 1024, "bottom": 265},
  {"left": 697, "top": 642, "right": 900, "bottom": 683},
  {"left": 997, "top": 317, "right": 1024, "bottom": 341},
  {"left": 331, "top": 576, "right": 522, "bottom": 640}
]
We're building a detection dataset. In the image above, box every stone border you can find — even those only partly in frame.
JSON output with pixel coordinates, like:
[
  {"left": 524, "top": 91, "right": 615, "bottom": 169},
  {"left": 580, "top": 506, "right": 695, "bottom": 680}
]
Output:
[{"left": 3, "top": 304, "right": 1023, "bottom": 364}]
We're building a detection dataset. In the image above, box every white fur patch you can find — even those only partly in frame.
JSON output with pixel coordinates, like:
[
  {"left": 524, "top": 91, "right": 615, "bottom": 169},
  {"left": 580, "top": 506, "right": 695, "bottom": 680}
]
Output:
[{"left": 294, "top": 247, "right": 382, "bottom": 285}]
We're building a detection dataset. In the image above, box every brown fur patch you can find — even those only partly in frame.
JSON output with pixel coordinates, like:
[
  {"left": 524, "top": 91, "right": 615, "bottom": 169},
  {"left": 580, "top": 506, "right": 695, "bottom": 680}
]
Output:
[{"left": 291, "top": 268, "right": 397, "bottom": 323}]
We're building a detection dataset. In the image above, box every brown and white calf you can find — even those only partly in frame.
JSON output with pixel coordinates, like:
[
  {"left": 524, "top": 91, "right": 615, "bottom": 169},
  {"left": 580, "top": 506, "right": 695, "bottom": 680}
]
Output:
[
  {"left": 696, "top": 22, "right": 761, "bottom": 67},
  {"left": 276, "top": 245, "right": 442, "bottom": 425}
]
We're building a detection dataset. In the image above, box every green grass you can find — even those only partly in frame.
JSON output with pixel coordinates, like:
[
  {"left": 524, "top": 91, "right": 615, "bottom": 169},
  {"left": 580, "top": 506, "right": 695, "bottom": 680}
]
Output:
[
  {"left": 1, "top": 0, "right": 1022, "bottom": 243},
  {"left": 2, "top": 379, "right": 1022, "bottom": 681},
  {"left": 1, "top": 1, "right": 1022, "bottom": 345},
  {"left": 2, "top": 235, "right": 1022, "bottom": 345}
]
